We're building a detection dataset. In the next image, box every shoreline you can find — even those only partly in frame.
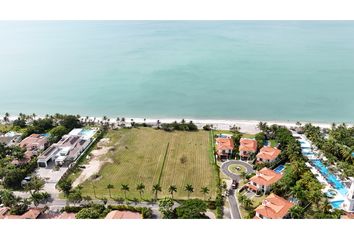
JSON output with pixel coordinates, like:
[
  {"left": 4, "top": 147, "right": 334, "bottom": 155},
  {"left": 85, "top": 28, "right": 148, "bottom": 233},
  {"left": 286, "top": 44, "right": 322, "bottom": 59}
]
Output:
[{"left": 2, "top": 114, "right": 351, "bottom": 134}]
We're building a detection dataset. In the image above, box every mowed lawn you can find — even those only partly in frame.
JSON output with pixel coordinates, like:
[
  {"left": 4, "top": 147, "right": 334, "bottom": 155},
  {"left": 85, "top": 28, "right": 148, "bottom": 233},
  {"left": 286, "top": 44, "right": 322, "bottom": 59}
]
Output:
[{"left": 79, "top": 128, "right": 217, "bottom": 200}]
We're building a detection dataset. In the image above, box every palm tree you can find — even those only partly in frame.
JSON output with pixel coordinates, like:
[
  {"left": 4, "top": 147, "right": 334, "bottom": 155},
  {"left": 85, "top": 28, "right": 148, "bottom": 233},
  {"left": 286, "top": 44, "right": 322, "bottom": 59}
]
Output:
[
  {"left": 136, "top": 183, "right": 145, "bottom": 200},
  {"left": 289, "top": 205, "right": 305, "bottom": 219},
  {"left": 106, "top": 184, "right": 114, "bottom": 198},
  {"left": 121, "top": 184, "right": 130, "bottom": 200},
  {"left": 157, "top": 120, "right": 161, "bottom": 128},
  {"left": 3, "top": 112, "right": 9, "bottom": 122},
  {"left": 152, "top": 184, "right": 162, "bottom": 202},
  {"left": 184, "top": 184, "right": 194, "bottom": 199},
  {"left": 200, "top": 187, "right": 210, "bottom": 200},
  {"left": 168, "top": 185, "right": 177, "bottom": 199}
]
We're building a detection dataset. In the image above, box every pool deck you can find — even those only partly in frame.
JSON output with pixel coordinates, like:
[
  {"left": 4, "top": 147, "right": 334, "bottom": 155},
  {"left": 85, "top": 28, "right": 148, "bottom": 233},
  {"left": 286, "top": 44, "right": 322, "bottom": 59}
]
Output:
[{"left": 293, "top": 132, "right": 348, "bottom": 209}]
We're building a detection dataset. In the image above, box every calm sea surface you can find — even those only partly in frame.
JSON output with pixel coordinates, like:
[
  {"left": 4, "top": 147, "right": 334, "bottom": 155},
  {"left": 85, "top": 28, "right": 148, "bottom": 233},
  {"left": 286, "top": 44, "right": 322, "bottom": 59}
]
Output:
[{"left": 0, "top": 21, "right": 354, "bottom": 122}]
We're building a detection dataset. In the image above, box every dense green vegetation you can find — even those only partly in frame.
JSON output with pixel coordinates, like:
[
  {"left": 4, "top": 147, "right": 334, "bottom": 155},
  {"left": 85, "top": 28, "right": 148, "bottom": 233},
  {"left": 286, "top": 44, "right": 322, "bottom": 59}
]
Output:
[
  {"left": 304, "top": 123, "right": 354, "bottom": 178},
  {"left": 62, "top": 203, "right": 153, "bottom": 219},
  {"left": 160, "top": 119, "right": 198, "bottom": 132}
]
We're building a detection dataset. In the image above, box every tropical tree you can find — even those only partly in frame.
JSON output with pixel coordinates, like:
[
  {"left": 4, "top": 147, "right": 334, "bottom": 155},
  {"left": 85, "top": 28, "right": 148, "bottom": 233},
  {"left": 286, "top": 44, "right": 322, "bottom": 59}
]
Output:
[
  {"left": 121, "top": 184, "right": 130, "bottom": 200},
  {"left": 136, "top": 183, "right": 145, "bottom": 200},
  {"left": 25, "top": 176, "right": 45, "bottom": 197},
  {"left": 3, "top": 112, "right": 10, "bottom": 122},
  {"left": 168, "top": 185, "right": 177, "bottom": 199},
  {"left": 58, "top": 179, "right": 72, "bottom": 196},
  {"left": 184, "top": 184, "right": 194, "bottom": 199},
  {"left": 289, "top": 205, "right": 305, "bottom": 219},
  {"left": 106, "top": 184, "right": 114, "bottom": 198},
  {"left": 152, "top": 184, "right": 162, "bottom": 202},
  {"left": 159, "top": 197, "right": 175, "bottom": 219},
  {"left": 200, "top": 187, "right": 210, "bottom": 200}
]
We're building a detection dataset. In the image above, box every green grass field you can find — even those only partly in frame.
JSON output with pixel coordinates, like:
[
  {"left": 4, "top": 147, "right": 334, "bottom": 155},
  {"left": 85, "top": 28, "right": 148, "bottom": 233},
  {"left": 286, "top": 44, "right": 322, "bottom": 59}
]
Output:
[{"left": 79, "top": 128, "right": 218, "bottom": 200}]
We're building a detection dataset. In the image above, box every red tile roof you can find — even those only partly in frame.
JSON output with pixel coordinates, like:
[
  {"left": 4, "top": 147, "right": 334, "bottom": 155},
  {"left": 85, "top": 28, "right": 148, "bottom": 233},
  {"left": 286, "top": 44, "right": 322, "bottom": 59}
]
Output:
[
  {"left": 2, "top": 208, "right": 43, "bottom": 219},
  {"left": 249, "top": 168, "right": 283, "bottom": 186},
  {"left": 239, "top": 138, "right": 257, "bottom": 152},
  {"left": 216, "top": 138, "right": 234, "bottom": 151},
  {"left": 105, "top": 210, "right": 142, "bottom": 219},
  {"left": 56, "top": 212, "right": 76, "bottom": 219},
  {"left": 19, "top": 134, "right": 48, "bottom": 150},
  {"left": 255, "top": 193, "right": 294, "bottom": 219},
  {"left": 257, "top": 146, "right": 281, "bottom": 161}
]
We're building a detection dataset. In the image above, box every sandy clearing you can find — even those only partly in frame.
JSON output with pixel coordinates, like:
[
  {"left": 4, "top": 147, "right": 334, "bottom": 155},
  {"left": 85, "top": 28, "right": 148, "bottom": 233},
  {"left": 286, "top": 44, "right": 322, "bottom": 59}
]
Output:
[{"left": 72, "top": 138, "right": 113, "bottom": 187}]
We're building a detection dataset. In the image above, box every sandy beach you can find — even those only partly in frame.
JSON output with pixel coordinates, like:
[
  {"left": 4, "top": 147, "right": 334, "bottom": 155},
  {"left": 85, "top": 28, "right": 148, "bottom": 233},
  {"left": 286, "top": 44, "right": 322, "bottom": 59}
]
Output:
[{"left": 2, "top": 114, "right": 350, "bottom": 134}]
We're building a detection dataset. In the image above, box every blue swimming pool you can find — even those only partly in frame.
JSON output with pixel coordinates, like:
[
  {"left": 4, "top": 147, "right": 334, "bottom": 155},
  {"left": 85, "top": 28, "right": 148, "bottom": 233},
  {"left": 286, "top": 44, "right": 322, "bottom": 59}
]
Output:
[
  {"left": 79, "top": 129, "right": 96, "bottom": 138},
  {"left": 312, "top": 160, "right": 348, "bottom": 196},
  {"left": 274, "top": 165, "right": 285, "bottom": 173},
  {"left": 330, "top": 200, "right": 344, "bottom": 209}
]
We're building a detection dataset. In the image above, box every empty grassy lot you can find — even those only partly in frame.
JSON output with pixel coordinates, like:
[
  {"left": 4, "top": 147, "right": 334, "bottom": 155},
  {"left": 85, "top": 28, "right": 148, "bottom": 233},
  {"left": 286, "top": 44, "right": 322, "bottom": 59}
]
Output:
[{"left": 79, "top": 128, "right": 218, "bottom": 200}]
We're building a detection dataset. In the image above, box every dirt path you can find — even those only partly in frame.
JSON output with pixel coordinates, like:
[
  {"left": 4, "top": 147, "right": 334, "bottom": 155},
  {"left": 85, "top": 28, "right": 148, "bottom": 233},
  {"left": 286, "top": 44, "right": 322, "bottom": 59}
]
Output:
[{"left": 73, "top": 138, "right": 113, "bottom": 187}]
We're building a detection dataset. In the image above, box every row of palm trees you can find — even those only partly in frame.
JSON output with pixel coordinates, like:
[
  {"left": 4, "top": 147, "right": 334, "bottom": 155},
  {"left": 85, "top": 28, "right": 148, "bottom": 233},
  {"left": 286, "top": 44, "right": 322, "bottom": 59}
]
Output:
[{"left": 102, "top": 183, "right": 210, "bottom": 201}]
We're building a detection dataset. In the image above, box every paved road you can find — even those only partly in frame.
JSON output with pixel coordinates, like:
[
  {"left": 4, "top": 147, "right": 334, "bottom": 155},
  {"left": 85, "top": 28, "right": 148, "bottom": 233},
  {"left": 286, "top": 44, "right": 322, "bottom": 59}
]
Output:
[
  {"left": 221, "top": 160, "right": 254, "bottom": 181},
  {"left": 227, "top": 190, "right": 241, "bottom": 219},
  {"left": 221, "top": 160, "right": 254, "bottom": 219}
]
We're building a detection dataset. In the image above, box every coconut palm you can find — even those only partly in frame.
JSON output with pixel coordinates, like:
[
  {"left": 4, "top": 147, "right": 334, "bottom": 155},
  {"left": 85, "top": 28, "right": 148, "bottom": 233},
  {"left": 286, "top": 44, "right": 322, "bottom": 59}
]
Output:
[
  {"left": 184, "top": 184, "right": 194, "bottom": 199},
  {"left": 121, "top": 184, "right": 130, "bottom": 200},
  {"left": 106, "top": 184, "right": 114, "bottom": 198},
  {"left": 3, "top": 112, "right": 9, "bottom": 122},
  {"left": 200, "top": 187, "right": 210, "bottom": 200},
  {"left": 152, "top": 184, "right": 162, "bottom": 202},
  {"left": 136, "top": 183, "right": 145, "bottom": 200},
  {"left": 168, "top": 185, "right": 177, "bottom": 199}
]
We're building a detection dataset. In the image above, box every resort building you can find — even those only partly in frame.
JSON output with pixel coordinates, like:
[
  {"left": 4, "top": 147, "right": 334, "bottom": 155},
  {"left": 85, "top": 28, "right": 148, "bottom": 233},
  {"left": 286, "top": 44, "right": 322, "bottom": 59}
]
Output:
[
  {"left": 246, "top": 167, "right": 282, "bottom": 194},
  {"left": 256, "top": 146, "right": 281, "bottom": 164},
  {"left": 19, "top": 134, "right": 49, "bottom": 161},
  {"left": 254, "top": 193, "right": 294, "bottom": 219},
  {"left": 215, "top": 137, "right": 234, "bottom": 160},
  {"left": 239, "top": 138, "right": 257, "bottom": 160},
  {"left": 37, "top": 128, "right": 96, "bottom": 167},
  {"left": 343, "top": 177, "right": 354, "bottom": 212},
  {"left": 105, "top": 210, "right": 142, "bottom": 219}
]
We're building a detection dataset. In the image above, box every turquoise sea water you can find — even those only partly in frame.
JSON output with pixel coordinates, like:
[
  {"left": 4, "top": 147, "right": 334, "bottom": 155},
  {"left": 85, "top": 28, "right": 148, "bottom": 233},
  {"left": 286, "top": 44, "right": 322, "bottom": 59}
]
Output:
[{"left": 0, "top": 21, "right": 354, "bottom": 122}]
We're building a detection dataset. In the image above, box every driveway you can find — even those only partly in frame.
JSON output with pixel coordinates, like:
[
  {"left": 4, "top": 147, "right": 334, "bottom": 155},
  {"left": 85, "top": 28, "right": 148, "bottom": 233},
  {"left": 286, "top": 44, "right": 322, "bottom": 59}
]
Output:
[{"left": 36, "top": 163, "right": 69, "bottom": 198}]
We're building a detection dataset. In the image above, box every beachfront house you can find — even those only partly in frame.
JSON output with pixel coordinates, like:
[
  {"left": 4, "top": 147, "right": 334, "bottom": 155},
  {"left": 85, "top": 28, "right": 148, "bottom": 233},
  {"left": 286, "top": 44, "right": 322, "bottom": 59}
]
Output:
[
  {"left": 215, "top": 137, "right": 234, "bottom": 160},
  {"left": 239, "top": 138, "right": 257, "bottom": 160},
  {"left": 246, "top": 167, "right": 282, "bottom": 194},
  {"left": 256, "top": 146, "right": 281, "bottom": 164},
  {"left": 0, "top": 131, "right": 21, "bottom": 147},
  {"left": 37, "top": 128, "right": 96, "bottom": 167},
  {"left": 254, "top": 193, "right": 294, "bottom": 219},
  {"left": 19, "top": 134, "right": 49, "bottom": 161}
]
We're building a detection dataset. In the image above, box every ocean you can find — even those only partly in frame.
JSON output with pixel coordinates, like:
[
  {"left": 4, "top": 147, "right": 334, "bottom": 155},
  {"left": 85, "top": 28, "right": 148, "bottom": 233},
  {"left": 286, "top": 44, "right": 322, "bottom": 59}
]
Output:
[{"left": 0, "top": 21, "right": 353, "bottom": 122}]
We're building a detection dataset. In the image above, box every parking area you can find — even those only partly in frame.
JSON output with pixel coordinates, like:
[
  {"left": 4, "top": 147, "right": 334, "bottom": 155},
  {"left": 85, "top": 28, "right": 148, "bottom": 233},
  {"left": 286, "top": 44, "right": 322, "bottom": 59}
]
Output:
[{"left": 36, "top": 162, "right": 69, "bottom": 197}]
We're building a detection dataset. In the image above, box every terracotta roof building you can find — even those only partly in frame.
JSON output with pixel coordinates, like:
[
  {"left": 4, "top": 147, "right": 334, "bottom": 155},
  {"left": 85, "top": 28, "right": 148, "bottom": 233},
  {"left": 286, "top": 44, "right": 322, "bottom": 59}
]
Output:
[
  {"left": 19, "top": 134, "right": 49, "bottom": 162},
  {"left": 256, "top": 146, "right": 281, "bottom": 163},
  {"left": 105, "top": 210, "right": 142, "bottom": 219},
  {"left": 1, "top": 208, "right": 43, "bottom": 219},
  {"left": 246, "top": 167, "right": 282, "bottom": 194},
  {"left": 254, "top": 193, "right": 294, "bottom": 219},
  {"left": 215, "top": 137, "right": 234, "bottom": 160},
  {"left": 239, "top": 138, "right": 257, "bottom": 160}
]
